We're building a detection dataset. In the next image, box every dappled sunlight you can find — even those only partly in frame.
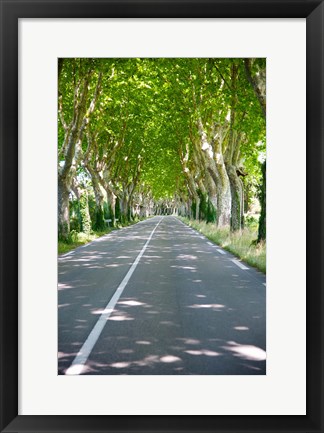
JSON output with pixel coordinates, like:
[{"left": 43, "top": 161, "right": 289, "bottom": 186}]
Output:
[
  {"left": 110, "top": 361, "right": 131, "bottom": 369},
  {"left": 188, "top": 303, "right": 225, "bottom": 311},
  {"left": 109, "top": 315, "right": 134, "bottom": 321},
  {"left": 59, "top": 217, "right": 266, "bottom": 375},
  {"left": 176, "top": 254, "right": 198, "bottom": 260},
  {"left": 64, "top": 255, "right": 105, "bottom": 262},
  {"left": 178, "top": 338, "right": 200, "bottom": 345},
  {"left": 120, "top": 235, "right": 149, "bottom": 242},
  {"left": 160, "top": 355, "right": 182, "bottom": 363},
  {"left": 120, "top": 349, "right": 135, "bottom": 354},
  {"left": 159, "top": 320, "right": 178, "bottom": 327},
  {"left": 107, "top": 353, "right": 182, "bottom": 371},
  {"left": 91, "top": 308, "right": 106, "bottom": 315},
  {"left": 58, "top": 303, "right": 71, "bottom": 309},
  {"left": 185, "top": 349, "right": 221, "bottom": 357},
  {"left": 118, "top": 300, "right": 146, "bottom": 307},
  {"left": 223, "top": 341, "right": 266, "bottom": 361},
  {"left": 58, "top": 351, "right": 72, "bottom": 359},
  {"left": 171, "top": 265, "right": 197, "bottom": 271},
  {"left": 58, "top": 283, "right": 73, "bottom": 291}
]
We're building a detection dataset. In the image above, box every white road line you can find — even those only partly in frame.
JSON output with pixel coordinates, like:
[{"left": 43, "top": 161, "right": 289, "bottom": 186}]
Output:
[
  {"left": 207, "top": 241, "right": 214, "bottom": 246},
  {"left": 65, "top": 218, "right": 163, "bottom": 375},
  {"left": 60, "top": 251, "right": 74, "bottom": 258},
  {"left": 216, "top": 249, "right": 226, "bottom": 255},
  {"left": 231, "top": 259, "right": 249, "bottom": 270}
]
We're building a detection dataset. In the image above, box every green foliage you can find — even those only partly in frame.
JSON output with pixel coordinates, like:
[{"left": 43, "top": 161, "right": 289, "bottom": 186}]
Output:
[
  {"left": 93, "top": 206, "right": 106, "bottom": 231},
  {"left": 191, "top": 201, "right": 196, "bottom": 219},
  {"left": 103, "top": 201, "right": 110, "bottom": 219},
  {"left": 58, "top": 57, "right": 266, "bottom": 243},
  {"left": 69, "top": 199, "right": 81, "bottom": 232},
  {"left": 58, "top": 222, "right": 69, "bottom": 242},
  {"left": 245, "top": 215, "right": 259, "bottom": 230},
  {"left": 191, "top": 191, "right": 216, "bottom": 223},
  {"left": 206, "top": 199, "right": 216, "bottom": 223},
  {"left": 58, "top": 229, "right": 109, "bottom": 254},
  {"left": 79, "top": 192, "right": 91, "bottom": 235}
]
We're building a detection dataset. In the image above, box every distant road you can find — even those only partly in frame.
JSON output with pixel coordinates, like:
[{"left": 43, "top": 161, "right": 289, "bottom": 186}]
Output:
[{"left": 58, "top": 216, "right": 266, "bottom": 375}]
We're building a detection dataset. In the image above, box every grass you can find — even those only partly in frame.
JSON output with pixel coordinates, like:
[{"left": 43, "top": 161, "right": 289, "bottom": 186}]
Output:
[
  {"left": 58, "top": 218, "right": 145, "bottom": 255},
  {"left": 58, "top": 230, "right": 111, "bottom": 255},
  {"left": 178, "top": 217, "right": 266, "bottom": 273}
]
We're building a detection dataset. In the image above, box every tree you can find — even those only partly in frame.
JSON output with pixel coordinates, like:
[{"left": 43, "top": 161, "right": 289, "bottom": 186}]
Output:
[
  {"left": 58, "top": 59, "right": 102, "bottom": 239},
  {"left": 58, "top": 58, "right": 266, "bottom": 240},
  {"left": 244, "top": 58, "right": 266, "bottom": 241}
]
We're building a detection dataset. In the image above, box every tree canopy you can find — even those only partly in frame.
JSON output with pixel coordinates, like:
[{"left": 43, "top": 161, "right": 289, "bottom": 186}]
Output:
[{"left": 58, "top": 58, "right": 266, "bottom": 240}]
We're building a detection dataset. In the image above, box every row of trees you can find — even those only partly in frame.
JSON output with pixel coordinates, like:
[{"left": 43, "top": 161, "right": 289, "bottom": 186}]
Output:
[{"left": 58, "top": 58, "right": 266, "bottom": 242}]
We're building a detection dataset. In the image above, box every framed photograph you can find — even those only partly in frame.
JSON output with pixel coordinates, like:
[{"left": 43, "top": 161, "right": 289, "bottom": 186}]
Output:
[{"left": 1, "top": 1, "right": 323, "bottom": 432}]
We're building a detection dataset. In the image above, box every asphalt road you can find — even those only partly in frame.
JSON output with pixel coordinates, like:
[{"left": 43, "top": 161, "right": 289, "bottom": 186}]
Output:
[{"left": 58, "top": 216, "right": 266, "bottom": 375}]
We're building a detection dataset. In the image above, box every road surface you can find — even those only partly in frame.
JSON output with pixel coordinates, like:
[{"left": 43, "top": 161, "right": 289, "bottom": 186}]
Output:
[{"left": 58, "top": 216, "right": 266, "bottom": 375}]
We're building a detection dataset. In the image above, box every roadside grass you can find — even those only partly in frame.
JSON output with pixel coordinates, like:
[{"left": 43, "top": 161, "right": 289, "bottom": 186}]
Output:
[
  {"left": 58, "top": 218, "right": 146, "bottom": 255},
  {"left": 58, "top": 230, "right": 113, "bottom": 255},
  {"left": 178, "top": 217, "right": 266, "bottom": 274}
]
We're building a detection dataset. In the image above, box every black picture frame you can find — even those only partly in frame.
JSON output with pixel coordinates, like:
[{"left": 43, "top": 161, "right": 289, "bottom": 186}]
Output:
[{"left": 1, "top": 1, "right": 323, "bottom": 432}]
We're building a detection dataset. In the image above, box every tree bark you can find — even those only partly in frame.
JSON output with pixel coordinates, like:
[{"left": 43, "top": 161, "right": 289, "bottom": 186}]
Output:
[
  {"left": 197, "top": 119, "right": 231, "bottom": 227},
  {"left": 257, "top": 161, "right": 266, "bottom": 242},
  {"left": 120, "top": 193, "right": 130, "bottom": 223},
  {"left": 214, "top": 162, "right": 231, "bottom": 227},
  {"left": 106, "top": 188, "right": 116, "bottom": 225},
  {"left": 226, "top": 164, "right": 243, "bottom": 231},
  {"left": 58, "top": 177, "right": 70, "bottom": 240},
  {"left": 87, "top": 166, "right": 105, "bottom": 231},
  {"left": 244, "top": 59, "right": 266, "bottom": 118},
  {"left": 244, "top": 59, "right": 266, "bottom": 242}
]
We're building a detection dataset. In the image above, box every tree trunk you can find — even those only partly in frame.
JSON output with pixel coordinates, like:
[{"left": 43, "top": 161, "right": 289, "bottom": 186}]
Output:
[
  {"left": 106, "top": 189, "right": 116, "bottom": 225},
  {"left": 58, "top": 177, "right": 70, "bottom": 240},
  {"left": 195, "top": 195, "right": 200, "bottom": 220},
  {"left": 197, "top": 120, "right": 231, "bottom": 227},
  {"left": 227, "top": 164, "right": 243, "bottom": 231},
  {"left": 257, "top": 161, "right": 266, "bottom": 242},
  {"left": 58, "top": 70, "right": 102, "bottom": 240},
  {"left": 244, "top": 59, "right": 266, "bottom": 243},
  {"left": 120, "top": 195, "right": 129, "bottom": 223},
  {"left": 91, "top": 175, "right": 105, "bottom": 231},
  {"left": 216, "top": 185, "right": 231, "bottom": 226},
  {"left": 209, "top": 162, "right": 231, "bottom": 227}
]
